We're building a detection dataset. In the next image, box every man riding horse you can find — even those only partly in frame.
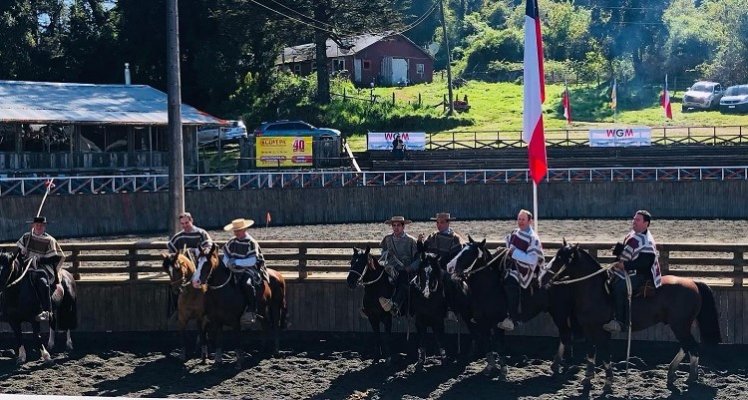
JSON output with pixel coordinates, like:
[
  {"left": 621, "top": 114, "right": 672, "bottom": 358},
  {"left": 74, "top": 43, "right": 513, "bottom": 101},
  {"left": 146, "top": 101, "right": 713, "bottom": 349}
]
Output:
[
  {"left": 15, "top": 216, "right": 64, "bottom": 322},
  {"left": 603, "top": 209, "right": 662, "bottom": 333},
  {"left": 377, "top": 216, "right": 419, "bottom": 316},
  {"left": 418, "top": 212, "right": 465, "bottom": 267},
  {"left": 222, "top": 218, "right": 267, "bottom": 325},
  {"left": 498, "top": 209, "right": 545, "bottom": 331},
  {"left": 167, "top": 212, "right": 213, "bottom": 288}
]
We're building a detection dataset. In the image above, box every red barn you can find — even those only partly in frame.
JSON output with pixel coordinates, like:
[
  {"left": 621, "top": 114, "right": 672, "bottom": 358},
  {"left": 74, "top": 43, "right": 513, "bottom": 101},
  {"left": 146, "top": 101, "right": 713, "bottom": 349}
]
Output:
[{"left": 278, "top": 34, "right": 434, "bottom": 87}]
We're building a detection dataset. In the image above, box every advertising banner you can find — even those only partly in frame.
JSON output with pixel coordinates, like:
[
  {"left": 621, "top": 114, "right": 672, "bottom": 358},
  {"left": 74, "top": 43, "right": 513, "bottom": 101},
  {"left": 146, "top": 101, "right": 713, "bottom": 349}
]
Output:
[
  {"left": 256, "top": 136, "right": 313, "bottom": 168},
  {"left": 367, "top": 132, "right": 426, "bottom": 151},
  {"left": 589, "top": 127, "right": 652, "bottom": 147}
]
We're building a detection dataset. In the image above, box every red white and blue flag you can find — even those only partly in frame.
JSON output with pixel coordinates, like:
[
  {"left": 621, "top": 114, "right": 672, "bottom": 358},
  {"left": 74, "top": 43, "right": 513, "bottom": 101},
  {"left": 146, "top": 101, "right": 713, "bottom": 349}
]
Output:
[
  {"left": 523, "top": 0, "right": 547, "bottom": 185},
  {"left": 661, "top": 74, "right": 673, "bottom": 119}
]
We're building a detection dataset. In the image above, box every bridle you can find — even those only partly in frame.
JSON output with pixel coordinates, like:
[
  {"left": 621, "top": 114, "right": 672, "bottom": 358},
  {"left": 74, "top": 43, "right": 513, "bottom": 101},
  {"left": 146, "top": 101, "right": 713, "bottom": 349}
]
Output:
[
  {"left": 450, "top": 244, "right": 503, "bottom": 278},
  {"left": 167, "top": 254, "right": 195, "bottom": 293},
  {"left": 348, "top": 254, "right": 385, "bottom": 287},
  {"left": 545, "top": 247, "right": 614, "bottom": 286}
]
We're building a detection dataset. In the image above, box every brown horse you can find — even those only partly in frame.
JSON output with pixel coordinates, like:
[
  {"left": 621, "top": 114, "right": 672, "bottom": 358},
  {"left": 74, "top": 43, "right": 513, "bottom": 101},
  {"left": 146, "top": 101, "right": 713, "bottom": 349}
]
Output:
[
  {"left": 161, "top": 251, "right": 208, "bottom": 363},
  {"left": 544, "top": 242, "right": 721, "bottom": 390},
  {"left": 198, "top": 244, "right": 287, "bottom": 367}
]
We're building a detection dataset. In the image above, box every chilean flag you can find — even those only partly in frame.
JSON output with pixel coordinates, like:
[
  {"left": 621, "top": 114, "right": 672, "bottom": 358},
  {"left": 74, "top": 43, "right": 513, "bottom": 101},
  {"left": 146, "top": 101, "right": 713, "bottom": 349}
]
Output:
[
  {"left": 661, "top": 74, "right": 673, "bottom": 119},
  {"left": 523, "top": 0, "right": 547, "bottom": 185},
  {"left": 562, "top": 84, "right": 572, "bottom": 124}
]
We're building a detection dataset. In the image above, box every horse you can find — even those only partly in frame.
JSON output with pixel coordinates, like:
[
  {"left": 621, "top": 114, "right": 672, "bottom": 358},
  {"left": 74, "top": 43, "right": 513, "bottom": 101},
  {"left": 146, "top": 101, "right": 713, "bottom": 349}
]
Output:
[
  {"left": 0, "top": 252, "right": 77, "bottom": 365},
  {"left": 409, "top": 248, "right": 449, "bottom": 368},
  {"left": 543, "top": 242, "right": 722, "bottom": 390},
  {"left": 198, "top": 244, "right": 287, "bottom": 367},
  {"left": 445, "top": 237, "right": 508, "bottom": 377},
  {"left": 161, "top": 251, "right": 208, "bottom": 363},
  {"left": 446, "top": 236, "right": 578, "bottom": 377},
  {"left": 347, "top": 246, "right": 395, "bottom": 362}
]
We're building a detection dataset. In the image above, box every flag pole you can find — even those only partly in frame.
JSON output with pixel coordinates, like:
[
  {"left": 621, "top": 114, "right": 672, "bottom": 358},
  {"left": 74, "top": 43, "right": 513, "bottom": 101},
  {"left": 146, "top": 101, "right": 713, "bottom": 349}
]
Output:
[{"left": 533, "top": 181, "right": 539, "bottom": 235}]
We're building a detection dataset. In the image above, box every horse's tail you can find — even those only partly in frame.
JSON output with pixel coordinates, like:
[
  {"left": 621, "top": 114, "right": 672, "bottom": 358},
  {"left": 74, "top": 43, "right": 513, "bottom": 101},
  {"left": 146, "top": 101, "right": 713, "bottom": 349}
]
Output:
[{"left": 695, "top": 281, "right": 722, "bottom": 344}]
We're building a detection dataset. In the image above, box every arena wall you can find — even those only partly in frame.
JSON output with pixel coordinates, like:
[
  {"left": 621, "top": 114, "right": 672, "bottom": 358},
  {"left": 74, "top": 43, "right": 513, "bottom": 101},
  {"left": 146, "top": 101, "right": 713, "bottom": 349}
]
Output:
[
  {"left": 1, "top": 180, "right": 746, "bottom": 241},
  {"left": 3, "top": 280, "right": 745, "bottom": 345}
]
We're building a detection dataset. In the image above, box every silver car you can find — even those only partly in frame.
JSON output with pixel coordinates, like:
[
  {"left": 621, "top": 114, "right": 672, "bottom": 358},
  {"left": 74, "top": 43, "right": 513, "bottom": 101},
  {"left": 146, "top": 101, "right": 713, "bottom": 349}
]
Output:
[{"left": 681, "top": 81, "right": 724, "bottom": 112}]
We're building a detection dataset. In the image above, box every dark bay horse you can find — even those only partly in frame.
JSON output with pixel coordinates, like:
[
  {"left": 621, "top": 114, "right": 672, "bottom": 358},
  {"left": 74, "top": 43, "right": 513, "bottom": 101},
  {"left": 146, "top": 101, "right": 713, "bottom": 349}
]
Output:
[
  {"left": 161, "top": 251, "right": 208, "bottom": 363},
  {"left": 198, "top": 244, "right": 287, "bottom": 367},
  {"left": 409, "top": 249, "right": 449, "bottom": 368},
  {"left": 0, "top": 252, "right": 77, "bottom": 364},
  {"left": 544, "top": 242, "right": 722, "bottom": 389},
  {"left": 347, "top": 246, "right": 395, "bottom": 362},
  {"left": 446, "top": 237, "right": 578, "bottom": 377}
]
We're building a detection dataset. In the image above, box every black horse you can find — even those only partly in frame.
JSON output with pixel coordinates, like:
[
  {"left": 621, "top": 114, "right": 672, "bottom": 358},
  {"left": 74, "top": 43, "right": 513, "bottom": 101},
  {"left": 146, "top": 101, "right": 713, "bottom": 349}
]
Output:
[
  {"left": 544, "top": 242, "right": 722, "bottom": 390},
  {"left": 446, "top": 236, "right": 578, "bottom": 377},
  {"left": 445, "top": 237, "right": 508, "bottom": 377},
  {"left": 0, "top": 252, "right": 77, "bottom": 365},
  {"left": 347, "top": 246, "right": 395, "bottom": 362},
  {"left": 409, "top": 249, "right": 449, "bottom": 368}
]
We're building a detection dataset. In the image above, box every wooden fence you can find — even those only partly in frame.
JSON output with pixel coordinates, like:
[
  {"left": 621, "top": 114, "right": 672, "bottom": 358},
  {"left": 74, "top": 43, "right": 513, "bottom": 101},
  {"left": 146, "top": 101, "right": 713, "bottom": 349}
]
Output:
[{"left": 1, "top": 241, "right": 745, "bottom": 288}]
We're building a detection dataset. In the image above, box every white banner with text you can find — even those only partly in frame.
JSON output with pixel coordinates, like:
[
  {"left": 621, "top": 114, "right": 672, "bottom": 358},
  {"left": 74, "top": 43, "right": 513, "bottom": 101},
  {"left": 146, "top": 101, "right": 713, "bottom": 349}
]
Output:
[
  {"left": 367, "top": 132, "right": 426, "bottom": 151},
  {"left": 589, "top": 127, "right": 652, "bottom": 147}
]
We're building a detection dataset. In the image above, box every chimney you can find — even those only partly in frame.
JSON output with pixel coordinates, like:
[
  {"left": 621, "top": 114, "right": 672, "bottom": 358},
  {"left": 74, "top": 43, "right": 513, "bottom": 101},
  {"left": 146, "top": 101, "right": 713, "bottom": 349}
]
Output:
[{"left": 124, "top": 63, "right": 131, "bottom": 85}]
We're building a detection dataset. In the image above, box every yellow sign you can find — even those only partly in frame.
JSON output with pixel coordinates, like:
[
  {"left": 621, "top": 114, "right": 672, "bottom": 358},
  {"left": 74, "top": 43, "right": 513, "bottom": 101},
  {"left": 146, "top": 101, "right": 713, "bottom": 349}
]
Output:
[{"left": 256, "top": 136, "right": 313, "bottom": 168}]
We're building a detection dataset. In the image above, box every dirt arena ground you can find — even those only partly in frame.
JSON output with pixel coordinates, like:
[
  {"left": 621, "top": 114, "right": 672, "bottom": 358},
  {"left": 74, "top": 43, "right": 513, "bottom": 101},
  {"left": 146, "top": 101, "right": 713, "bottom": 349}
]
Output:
[{"left": 1, "top": 219, "right": 746, "bottom": 399}]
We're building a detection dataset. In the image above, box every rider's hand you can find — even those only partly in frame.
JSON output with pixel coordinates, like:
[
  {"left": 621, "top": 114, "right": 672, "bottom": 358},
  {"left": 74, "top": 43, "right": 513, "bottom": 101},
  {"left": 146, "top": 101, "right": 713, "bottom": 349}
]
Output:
[
  {"left": 613, "top": 261, "right": 625, "bottom": 271},
  {"left": 192, "top": 281, "right": 201, "bottom": 289},
  {"left": 417, "top": 233, "right": 424, "bottom": 242}
]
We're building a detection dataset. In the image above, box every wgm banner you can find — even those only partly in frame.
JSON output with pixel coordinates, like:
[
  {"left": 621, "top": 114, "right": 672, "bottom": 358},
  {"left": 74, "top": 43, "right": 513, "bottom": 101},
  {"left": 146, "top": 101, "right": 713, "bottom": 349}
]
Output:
[
  {"left": 589, "top": 127, "right": 652, "bottom": 147},
  {"left": 256, "top": 136, "right": 313, "bottom": 168},
  {"left": 367, "top": 132, "right": 426, "bottom": 151}
]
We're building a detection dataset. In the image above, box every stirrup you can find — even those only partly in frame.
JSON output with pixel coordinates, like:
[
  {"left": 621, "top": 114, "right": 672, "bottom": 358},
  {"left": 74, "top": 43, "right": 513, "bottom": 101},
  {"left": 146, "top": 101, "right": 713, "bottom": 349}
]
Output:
[
  {"left": 497, "top": 318, "right": 515, "bottom": 331},
  {"left": 35, "top": 311, "right": 51, "bottom": 322},
  {"left": 378, "top": 297, "right": 393, "bottom": 312},
  {"left": 602, "top": 320, "right": 622, "bottom": 333}
]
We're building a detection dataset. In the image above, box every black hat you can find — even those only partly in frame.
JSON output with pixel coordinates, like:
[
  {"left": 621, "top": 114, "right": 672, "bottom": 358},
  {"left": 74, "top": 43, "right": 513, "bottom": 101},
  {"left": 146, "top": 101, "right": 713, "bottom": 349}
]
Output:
[{"left": 27, "top": 216, "right": 47, "bottom": 224}]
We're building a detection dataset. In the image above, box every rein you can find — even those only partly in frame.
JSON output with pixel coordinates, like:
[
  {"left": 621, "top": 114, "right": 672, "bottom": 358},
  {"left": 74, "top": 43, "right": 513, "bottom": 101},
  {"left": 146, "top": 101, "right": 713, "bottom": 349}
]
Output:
[
  {"left": 461, "top": 247, "right": 504, "bottom": 278},
  {"left": 6, "top": 258, "right": 34, "bottom": 290},
  {"left": 549, "top": 253, "right": 614, "bottom": 286},
  {"left": 349, "top": 255, "right": 385, "bottom": 286}
]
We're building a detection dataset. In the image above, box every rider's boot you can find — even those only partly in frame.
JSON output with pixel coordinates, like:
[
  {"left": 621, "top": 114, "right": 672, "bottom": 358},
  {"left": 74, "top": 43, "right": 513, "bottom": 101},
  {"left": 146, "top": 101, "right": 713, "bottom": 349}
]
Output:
[{"left": 240, "top": 278, "right": 257, "bottom": 325}]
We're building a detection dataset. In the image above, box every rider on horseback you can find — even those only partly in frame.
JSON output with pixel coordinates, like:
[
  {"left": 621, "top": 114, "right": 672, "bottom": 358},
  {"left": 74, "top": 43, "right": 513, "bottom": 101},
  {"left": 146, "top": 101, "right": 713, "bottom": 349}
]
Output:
[
  {"left": 603, "top": 210, "right": 663, "bottom": 333},
  {"left": 222, "top": 218, "right": 266, "bottom": 325},
  {"left": 167, "top": 212, "right": 213, "bottom": 288},
  {"left": 377, "top": 216, "right": 419, "bottom": 316},
  {"left": 15, "top": 216, "right": 65, "bottom": 322},
  {"left": 418, "top": 212, "right": 464, "bottom": 266},
  {"left": 498, "top": 209, "right": 545, "bottom": 331}
]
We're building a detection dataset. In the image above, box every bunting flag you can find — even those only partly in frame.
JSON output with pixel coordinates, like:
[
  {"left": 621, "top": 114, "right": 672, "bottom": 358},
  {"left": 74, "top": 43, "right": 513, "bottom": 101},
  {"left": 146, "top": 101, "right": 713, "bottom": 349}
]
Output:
[
  {"left": 661, "top": 74, "right": 673, "bottom": 119},
  {"left": 522, "top": 0, "right": 547, "bottom": 185},
  {"left": 611, "top": 79, "right": 617, "bottom": 111},
  {"left": 562, "top": 84, "right": 572, "bottom": 124}
]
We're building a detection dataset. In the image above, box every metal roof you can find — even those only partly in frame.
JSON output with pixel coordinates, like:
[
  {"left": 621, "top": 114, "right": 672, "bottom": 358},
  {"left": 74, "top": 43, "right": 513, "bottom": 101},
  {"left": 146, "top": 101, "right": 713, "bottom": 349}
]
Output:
[
  {"left": 278, "top": 34, "right": 386, "bottom": 64},
  {"left": 0, "top": 80, "right": 224, "bottom": 125}
]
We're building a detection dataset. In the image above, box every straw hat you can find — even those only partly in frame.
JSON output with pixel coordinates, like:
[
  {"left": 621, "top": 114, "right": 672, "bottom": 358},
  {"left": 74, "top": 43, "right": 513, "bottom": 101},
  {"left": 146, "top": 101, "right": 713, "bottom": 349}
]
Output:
[
  {"left": 430, "top": 212, "right": 455, "bottom": 221},
  {"left": 223, "top": 218, "right": 255, "bottom": 231},
  {"left": 384, "top": 216, "right": 412, "bottom": 225},
  {"left": 27, "top": 216, "right": 48, "bottom": 224}
]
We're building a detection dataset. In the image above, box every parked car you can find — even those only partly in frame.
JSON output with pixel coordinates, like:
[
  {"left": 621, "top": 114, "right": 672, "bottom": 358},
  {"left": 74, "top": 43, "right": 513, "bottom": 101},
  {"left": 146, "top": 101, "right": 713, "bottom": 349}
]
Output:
[
  {"left": 681, "top": 81, "right": 724, "bottom": 112},
  {"left": 719, "top": 85, "right": 748, "bottom": 114},
  {"left": 252, "top": 120, "right": 341, "bottom": 138},
  {"left": 197, "top": 120, "right": 247, "bottom": 144}
]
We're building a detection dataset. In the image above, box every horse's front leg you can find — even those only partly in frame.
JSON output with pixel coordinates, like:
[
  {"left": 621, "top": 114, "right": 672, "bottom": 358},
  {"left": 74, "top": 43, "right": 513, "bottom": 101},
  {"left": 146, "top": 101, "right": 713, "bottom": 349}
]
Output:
[
  {"left": 47, "top": 324, "right": 56, "bottom": 351},
  {"left": 199, "top": 319, "right": 208, "bottom": 364},
  {"left": 582, "top": 341, "right": 597, "bottom": 389},
  {"left": 32, "top": 321, "right": 52, "bottom": 364},
  {"left": 10, "top": 320, "right": 25, "bottom": 365},
  {"left": 414, "top": 317, "right": 426, "bottom": 371},
  {"left": 382, "top": 314, "right": 394, "bottom": 364},
  {"left": 178, "top": 319, "right": 189, "bottom": 362},
  {"left": 434, "top": 318, "right": 447, "bottom": 362},
  {"left": 551, "top": 314, "right": 572, "bottom": 374},
  {"left": 233, "top": 322, "right": 243, "bottom": 370}
]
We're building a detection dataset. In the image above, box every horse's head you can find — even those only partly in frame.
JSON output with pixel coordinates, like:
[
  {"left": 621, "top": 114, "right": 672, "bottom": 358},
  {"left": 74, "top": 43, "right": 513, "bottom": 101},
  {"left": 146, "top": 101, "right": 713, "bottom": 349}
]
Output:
[
  {"left": 196, "top": 243, "right": 221, "bottom": 285},
  {"left": 414, "top": 249, "right": 442, "bottom": 297},
  {"left": 446, "top": 235, "right": 488, "bottom": 277},
  {"left": 542, "top": 239, "right": 599, "bottom": 288},
  {"left": 0, "top": 252, "right": 15, "bottom": 288},
  {"left": 347, "top": 246, "right": 377, "bottom": 289},
  {"left": 161, "top": 251, "right": 195, "bottom": 293}
]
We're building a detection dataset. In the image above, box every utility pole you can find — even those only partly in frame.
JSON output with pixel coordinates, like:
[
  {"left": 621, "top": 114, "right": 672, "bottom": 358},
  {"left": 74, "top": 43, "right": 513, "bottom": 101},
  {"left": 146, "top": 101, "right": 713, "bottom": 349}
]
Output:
[
  {"left": 440, "top": 0, "right": 454, "bottom": 115},
  {"left": 166, "top": 0, "right": 185, "bottom": 235}
]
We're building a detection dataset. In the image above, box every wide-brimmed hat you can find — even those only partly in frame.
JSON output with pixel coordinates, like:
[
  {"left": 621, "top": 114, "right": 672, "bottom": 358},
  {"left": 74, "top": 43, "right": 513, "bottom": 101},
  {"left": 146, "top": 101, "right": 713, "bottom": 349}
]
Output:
[
  {"left": 223, "top": 218, "right": 254, "bottom": 231},
  {"left": 384, "top": 216, "right": 412, "bottom": 225},
  {"left": 430, "top": 212, "right": 455, "bottom": 221},
  {"left": 27, "top": 216, "right": 48, "bottom": 224}
]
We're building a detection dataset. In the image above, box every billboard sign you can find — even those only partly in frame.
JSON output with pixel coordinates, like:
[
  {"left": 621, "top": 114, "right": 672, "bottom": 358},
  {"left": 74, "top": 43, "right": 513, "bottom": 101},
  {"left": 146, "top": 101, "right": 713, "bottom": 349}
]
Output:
[{"left": 256, "top": 136, "right": 313, "bottom": 167}]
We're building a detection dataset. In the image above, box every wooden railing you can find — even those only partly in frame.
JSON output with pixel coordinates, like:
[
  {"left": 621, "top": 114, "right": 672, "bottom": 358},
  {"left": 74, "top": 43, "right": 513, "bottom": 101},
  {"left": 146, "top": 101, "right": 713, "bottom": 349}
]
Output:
[{"left": 0, "top": 241, "right": 745, "bottom": 287}]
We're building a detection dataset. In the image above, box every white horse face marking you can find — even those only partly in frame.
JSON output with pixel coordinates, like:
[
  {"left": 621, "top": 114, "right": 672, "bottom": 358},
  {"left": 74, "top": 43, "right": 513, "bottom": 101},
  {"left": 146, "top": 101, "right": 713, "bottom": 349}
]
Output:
[{"left": 446, "top": 246, "right": 469, "bottom": 274}]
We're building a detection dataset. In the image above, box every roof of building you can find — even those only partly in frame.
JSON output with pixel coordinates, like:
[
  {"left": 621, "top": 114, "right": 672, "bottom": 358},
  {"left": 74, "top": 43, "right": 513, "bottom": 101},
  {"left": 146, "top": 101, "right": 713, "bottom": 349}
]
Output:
[
  {"left": 0, "top": 80, "right": 224, "bottom": 125},
  {"left": 278, "top": 33, "right": 433, "bottom": 64}
]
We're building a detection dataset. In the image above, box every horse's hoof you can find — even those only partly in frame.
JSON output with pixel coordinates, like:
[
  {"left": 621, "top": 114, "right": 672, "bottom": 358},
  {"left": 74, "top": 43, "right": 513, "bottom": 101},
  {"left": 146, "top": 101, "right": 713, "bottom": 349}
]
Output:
[
  {"left": 499, "top": 365, "right": 508, "bottom": 381},
  {"left": 481, "top": 365, "right": 495, "bottom": 377},
  {"left": 687, "top": 374, "right": 699, "bottom": 385},
  {"left": 602, "top": 381, "right": 612, "bottom": 393}
]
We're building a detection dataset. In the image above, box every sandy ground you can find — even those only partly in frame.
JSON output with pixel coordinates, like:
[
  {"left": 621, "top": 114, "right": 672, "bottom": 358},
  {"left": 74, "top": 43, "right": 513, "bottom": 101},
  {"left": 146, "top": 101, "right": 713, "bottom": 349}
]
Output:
[
  {"left": 1, "top": 219, "right": 745, "bottom": 399},
  {"left": 0, "top": 333, "right": 745, "bottom": 399}
]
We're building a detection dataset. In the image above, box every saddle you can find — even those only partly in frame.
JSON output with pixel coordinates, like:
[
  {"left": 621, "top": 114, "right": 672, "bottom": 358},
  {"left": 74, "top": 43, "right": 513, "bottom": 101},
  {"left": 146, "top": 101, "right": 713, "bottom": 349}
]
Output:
[{"left": 605, "top": 273, "right": 656, "bottom": 299}]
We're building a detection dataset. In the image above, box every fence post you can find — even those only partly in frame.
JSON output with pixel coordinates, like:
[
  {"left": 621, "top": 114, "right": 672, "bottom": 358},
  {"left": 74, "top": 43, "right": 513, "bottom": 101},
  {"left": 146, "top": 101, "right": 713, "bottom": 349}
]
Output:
[
  {"left": 128, "top": 248, "right": 138, "bottom": 281},
  {"left": 392, "top": 92, "right": 395, "bottom": 105},
  {"left": 733, "top": 250, "right": 744, "bottom": 288},
  {"left": 70, "top": 249, "right": 81, "bottom": 281},
  {"left": 418, "top": 92, "right": 422, "bottom": 107},
  {"left": 298, "top": 245, "right": 308, "bottom": 280}
]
